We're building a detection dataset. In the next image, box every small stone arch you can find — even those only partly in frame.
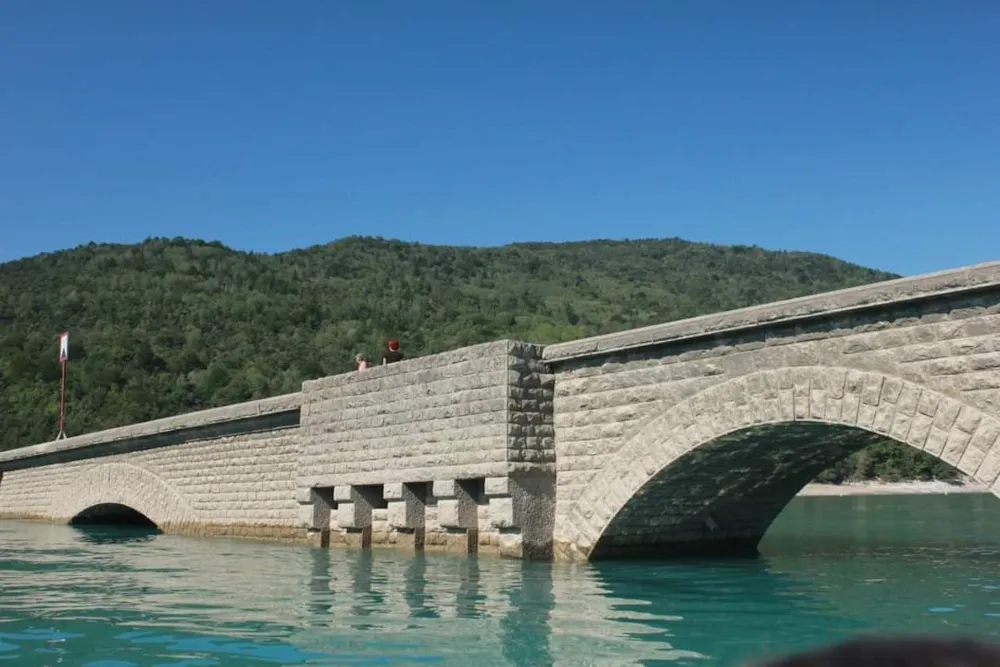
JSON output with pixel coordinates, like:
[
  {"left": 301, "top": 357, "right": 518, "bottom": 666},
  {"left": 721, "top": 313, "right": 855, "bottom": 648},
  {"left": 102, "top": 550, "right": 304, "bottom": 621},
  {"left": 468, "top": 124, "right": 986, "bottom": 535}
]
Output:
[
  {"left": 51, "top": 462, "right": 198, "bottom": 529},
  {"left": 557, "top": 366, "right": 1000, "bottom": 561}
]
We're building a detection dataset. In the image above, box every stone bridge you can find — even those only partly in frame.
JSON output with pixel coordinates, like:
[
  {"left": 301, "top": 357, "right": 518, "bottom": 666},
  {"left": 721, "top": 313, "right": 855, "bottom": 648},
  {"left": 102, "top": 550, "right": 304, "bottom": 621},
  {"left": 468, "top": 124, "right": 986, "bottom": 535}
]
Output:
[{"left": 1, "top": 261, "right": 999, "bottom": 561}]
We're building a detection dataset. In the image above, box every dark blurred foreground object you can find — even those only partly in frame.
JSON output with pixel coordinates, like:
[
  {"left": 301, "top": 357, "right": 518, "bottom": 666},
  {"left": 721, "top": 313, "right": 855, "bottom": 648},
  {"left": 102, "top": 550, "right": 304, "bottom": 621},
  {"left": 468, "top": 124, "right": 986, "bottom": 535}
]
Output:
[{"left": 756, "top": 636, "right": 1000, "bottom": 667}]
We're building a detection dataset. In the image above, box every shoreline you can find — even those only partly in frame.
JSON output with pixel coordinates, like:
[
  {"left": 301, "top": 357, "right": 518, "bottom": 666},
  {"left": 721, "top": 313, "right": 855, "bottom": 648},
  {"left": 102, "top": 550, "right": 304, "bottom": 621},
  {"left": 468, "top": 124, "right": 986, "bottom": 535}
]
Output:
[{"left": 797, "top": 479, "right": 991, "bottom": 497}]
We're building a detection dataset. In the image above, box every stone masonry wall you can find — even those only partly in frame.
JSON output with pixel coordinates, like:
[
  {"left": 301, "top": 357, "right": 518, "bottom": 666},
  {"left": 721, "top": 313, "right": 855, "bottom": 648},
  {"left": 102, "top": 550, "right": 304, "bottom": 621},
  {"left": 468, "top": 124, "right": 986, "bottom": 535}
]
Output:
[
  {"left": 0, "top": 394, "right": 303, "bottom": 540},
  {"left": 543, "top": 266, "right": 1000, "bottom": 558},
  {"left": 297, "top": 340, "right": 552, "bottom": 490}
]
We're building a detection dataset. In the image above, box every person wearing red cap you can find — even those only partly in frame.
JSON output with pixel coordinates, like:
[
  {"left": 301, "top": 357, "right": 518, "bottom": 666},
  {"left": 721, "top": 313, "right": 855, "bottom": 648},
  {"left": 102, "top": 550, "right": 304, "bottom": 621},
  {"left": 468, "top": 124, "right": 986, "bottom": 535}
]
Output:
[{"left": 382, "top": 339, "right": 403, "bottom": 365}]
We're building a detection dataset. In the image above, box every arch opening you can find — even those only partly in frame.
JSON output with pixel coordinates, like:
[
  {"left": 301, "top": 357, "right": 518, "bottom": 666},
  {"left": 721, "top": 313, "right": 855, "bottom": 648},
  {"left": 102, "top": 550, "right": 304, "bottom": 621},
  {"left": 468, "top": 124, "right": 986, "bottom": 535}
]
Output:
[
  {"left": 589, "top": 422, "right": 954, "bottom": 560},
  {"left": 70, "top": 503, "right": 161, "bottom": 530}
]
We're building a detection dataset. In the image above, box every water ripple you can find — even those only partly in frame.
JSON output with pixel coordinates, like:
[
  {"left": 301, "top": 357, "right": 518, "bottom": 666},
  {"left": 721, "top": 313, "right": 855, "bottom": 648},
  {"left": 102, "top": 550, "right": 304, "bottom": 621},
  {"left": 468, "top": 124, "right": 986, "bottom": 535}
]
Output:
[{"left": 0, "top": 494, "right": 999, "bottom": 665}]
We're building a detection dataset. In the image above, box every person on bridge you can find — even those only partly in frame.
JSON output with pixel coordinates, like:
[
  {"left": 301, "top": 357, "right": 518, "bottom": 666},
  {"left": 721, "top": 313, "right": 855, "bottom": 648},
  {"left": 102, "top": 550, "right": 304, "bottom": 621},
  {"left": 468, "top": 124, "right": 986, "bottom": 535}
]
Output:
[
  {"left": 354, "top": 354, "right": 368, "bottom": 371},
  {"left": 381, "top": 339, "right": 403, "bottom": 365}
]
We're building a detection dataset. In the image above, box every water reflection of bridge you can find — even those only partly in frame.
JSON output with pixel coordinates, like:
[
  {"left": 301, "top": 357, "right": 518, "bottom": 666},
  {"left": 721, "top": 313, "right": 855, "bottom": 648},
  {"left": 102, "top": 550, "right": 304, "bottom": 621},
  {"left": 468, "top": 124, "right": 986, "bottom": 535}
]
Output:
[
  {"left": 16, "top": 518, "right": 975, "bottom": 665},
  {"left": 2, "top": 521, "right": 709, "bottom": 664}
]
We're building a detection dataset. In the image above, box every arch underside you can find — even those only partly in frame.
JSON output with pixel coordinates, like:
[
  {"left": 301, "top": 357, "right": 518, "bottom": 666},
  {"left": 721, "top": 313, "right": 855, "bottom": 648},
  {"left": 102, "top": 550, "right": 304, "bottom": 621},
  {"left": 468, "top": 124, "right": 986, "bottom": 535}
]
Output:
[
  {"left": 71, "top": 503, "right": 160, "bottom": 528},
  {"left": 591, "top": 422, "right": 883, "bottom": 559}
]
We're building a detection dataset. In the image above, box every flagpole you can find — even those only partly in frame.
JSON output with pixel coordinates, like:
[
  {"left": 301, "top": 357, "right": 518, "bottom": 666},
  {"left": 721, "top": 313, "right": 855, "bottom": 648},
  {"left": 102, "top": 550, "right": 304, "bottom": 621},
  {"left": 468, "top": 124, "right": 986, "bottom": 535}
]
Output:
[
  {"left": 57, "top": 357, "right": 67, "bottom": 440},
  {"left": 56, "top": 332, "right": 69, "bottom": 440}
]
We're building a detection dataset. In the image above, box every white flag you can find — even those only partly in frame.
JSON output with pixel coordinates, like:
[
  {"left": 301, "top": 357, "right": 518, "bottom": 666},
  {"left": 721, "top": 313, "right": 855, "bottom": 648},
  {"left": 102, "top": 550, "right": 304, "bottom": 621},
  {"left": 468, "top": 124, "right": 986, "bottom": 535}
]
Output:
[{"left": 59, "top": 332, "right": 69, "bottom": 362}]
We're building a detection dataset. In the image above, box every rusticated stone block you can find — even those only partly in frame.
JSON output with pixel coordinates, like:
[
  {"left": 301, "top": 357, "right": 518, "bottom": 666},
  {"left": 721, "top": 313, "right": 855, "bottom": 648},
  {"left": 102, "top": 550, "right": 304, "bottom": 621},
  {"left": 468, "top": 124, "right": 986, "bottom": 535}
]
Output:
[
  {"left": 334, "top": 486, "right": 381, "bottom": 530},
  {"left": 484, "top": 476, "right": 510, "bottom": 497},
  {"left": 434, "top": 478, "right": 481, "bottom": 530},
  {"left": 383, "top": 482, "right": 406, "bottom": 501},
  {"left": 437, "top": 500, "right": 471, "bottom": 529},
  {"left": 298, "top": 487, "right": 334, "bottom": 530},
  {"left": 432, "top": 479, "right": 462, "bottom": 500},
  {"left": 298, "top": 503, "right": 319, "bottom": 529},
  {"left": 384, "top": 482, "right": 426, "bottom": 530},
  {"left": 337, "top": 502, "right": 367, "bottom": 529},
  {"left": 333, "top": 485, "right": 355, "bottom": 503},
  {"left": 488, "top": 497, "right": 515, "bottom": 529}
]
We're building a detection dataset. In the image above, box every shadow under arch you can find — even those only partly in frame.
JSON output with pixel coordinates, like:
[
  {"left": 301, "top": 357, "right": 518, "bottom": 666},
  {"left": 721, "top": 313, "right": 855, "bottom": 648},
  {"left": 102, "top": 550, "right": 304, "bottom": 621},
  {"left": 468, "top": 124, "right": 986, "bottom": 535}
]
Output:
[
  {"left": 560, "top": 366, "right": 1000, "bottom": 561},
  {"left": 71, "top": 502, "right": 159, "bottom": 527},
  {"left": 70, "top": 503, "right": 162, "bottom": 544}
]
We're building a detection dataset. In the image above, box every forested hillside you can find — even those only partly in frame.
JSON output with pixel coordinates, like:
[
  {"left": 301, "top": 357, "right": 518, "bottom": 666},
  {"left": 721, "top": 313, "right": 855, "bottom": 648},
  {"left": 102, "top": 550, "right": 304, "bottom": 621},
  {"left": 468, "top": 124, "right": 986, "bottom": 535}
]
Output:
[{"left": 0, "top": 235, "right": 958, "bottom": 482}]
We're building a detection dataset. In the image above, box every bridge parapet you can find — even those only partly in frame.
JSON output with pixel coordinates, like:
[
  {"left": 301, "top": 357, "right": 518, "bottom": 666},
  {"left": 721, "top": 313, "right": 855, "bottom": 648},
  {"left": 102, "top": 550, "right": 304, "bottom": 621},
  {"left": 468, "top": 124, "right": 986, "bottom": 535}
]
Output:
[
  {"left": 544, "top": 261, "right": 1000, "bottom": 363},
  {"left": 0, "top": 393, "right": 304, "bottom": 537},
  {"left": 0, "top": 393, "right": 301, "bottom": 471}
]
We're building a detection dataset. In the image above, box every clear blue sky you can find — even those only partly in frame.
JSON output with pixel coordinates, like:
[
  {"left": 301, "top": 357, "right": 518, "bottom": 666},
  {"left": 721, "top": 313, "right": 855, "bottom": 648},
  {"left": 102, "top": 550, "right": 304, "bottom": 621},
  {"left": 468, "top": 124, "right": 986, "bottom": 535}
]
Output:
[{"left": 1, "top": 1, "right": 997, "bottom": 275}]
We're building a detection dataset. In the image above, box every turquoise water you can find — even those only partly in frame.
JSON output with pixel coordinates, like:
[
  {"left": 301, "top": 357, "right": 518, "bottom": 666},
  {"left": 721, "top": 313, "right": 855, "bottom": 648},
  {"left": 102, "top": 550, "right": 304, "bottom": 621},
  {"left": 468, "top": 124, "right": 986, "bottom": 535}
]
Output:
[{"left": 1, "top": 494, "right": 999, "bottom": 666}]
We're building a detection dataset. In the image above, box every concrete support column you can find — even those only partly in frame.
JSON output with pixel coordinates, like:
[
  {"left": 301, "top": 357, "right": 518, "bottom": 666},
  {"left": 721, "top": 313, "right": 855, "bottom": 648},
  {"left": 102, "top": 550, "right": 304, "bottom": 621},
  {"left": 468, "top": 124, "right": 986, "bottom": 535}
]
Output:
[
  {"left": 384, "top": 482, "right": 427, "bottom": 551},
  {"left": 431, "top": 479, "right": 479, "bottom": 553}
]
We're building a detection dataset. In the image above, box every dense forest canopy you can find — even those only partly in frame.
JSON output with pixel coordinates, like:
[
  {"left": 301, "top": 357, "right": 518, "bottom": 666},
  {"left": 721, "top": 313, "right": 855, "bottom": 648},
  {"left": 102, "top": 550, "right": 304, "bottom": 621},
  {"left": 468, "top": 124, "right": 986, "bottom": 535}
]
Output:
[{"left": 0, "top": 235, "right": 959, "bottom": 482}]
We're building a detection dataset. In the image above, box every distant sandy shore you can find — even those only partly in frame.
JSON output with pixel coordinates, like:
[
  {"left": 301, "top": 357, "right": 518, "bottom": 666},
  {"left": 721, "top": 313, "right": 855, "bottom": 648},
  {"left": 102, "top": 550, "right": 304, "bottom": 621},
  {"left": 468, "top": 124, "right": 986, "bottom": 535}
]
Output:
[{"left": 797, "top": 479, "right": 991, "bottom": 497}]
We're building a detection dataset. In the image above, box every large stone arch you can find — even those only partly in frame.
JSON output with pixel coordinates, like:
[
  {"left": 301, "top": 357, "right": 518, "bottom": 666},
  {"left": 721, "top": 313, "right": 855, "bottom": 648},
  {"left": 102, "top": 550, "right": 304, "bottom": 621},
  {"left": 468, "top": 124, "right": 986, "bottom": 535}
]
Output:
[
  {"left": 51, "top": 462, "right": 198, "bottom": 530},
  {"left": 555, "top": 366, "right": 1000, "bottom": 561}
]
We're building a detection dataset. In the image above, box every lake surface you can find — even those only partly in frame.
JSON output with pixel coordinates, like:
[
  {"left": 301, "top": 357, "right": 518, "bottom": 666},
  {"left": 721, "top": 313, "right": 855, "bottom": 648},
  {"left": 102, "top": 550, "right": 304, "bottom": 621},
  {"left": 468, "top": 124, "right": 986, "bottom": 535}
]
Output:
[{"left": 1, "top": 494, "right": 999, "bottom": 666}]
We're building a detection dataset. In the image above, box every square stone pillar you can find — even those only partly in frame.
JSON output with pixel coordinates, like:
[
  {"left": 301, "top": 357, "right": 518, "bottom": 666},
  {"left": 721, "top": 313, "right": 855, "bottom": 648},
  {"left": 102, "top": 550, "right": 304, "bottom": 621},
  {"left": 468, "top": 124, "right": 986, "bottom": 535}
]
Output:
[
  {"left": 431, "top": 479, "right": 479, "bottom": 553},
  {"left": 334, "top": 485, "right": 370, "bottom": 529},
  {"left": 384, "top": 482, "right": 426, "bottom": 529},
  {"left": 296, "top": 487, "right": 334, "bottom": 547},
  {"left": 384, "top": 482, "right": 427, "bottom": 551},
  {"left": 434, "top": 479, "right": 478, "bottom": 529},
  {"left": 334, "top": 485, "right": 378, "bottom": 549}
]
